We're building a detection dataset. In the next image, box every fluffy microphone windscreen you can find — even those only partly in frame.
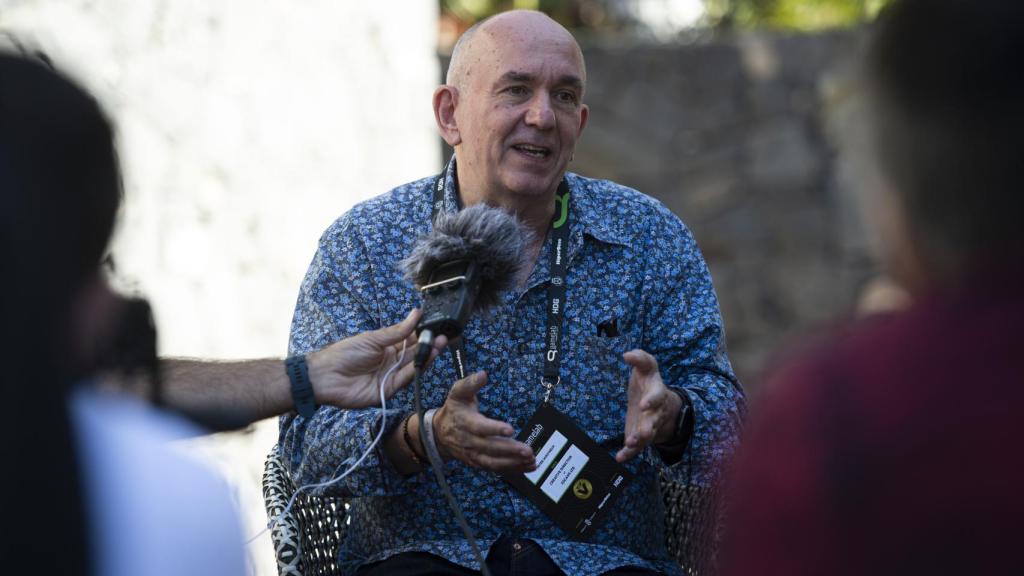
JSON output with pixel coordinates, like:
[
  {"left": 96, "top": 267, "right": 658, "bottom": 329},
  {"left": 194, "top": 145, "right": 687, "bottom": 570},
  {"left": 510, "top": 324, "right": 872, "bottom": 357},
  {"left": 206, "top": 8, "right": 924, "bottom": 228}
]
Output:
[{"left": 401, "top": 203, "right": 533, "bottom": 311}]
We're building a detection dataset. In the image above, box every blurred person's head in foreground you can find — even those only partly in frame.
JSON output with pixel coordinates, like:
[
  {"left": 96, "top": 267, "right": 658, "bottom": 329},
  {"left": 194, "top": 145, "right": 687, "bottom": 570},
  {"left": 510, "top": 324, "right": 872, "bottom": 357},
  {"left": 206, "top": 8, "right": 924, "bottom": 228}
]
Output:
[
  {"left": 865, "top": 0, "right": 1024, "bottom": 294},
  {"left": 0, "top": 51, "right": 125, "bottom": 573},
  {"left": 721, "top": 1, "right": 1024, "bottom": 575}
]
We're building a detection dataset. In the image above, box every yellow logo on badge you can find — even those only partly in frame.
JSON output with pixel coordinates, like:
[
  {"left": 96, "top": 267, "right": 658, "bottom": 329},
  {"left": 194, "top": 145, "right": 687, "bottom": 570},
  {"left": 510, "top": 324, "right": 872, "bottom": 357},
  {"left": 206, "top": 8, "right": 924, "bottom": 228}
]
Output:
[{"left": 572, "top": 478, "right": 593, "bottom": 500}]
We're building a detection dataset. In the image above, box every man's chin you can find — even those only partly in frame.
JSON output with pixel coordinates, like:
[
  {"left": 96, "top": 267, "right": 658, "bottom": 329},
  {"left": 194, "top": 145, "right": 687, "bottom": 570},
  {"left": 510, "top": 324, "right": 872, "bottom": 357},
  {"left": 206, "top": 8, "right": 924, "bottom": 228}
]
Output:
[{"left": 501, "top": 173, "right": 562, "bottom": 199}]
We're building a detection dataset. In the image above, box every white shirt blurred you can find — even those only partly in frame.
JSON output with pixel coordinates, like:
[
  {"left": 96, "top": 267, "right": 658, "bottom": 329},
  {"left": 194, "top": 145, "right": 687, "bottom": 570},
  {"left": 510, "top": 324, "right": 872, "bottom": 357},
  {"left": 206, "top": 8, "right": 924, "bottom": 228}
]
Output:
[{"left": 70, "top": 387, "right": 247, "bottom": 576}]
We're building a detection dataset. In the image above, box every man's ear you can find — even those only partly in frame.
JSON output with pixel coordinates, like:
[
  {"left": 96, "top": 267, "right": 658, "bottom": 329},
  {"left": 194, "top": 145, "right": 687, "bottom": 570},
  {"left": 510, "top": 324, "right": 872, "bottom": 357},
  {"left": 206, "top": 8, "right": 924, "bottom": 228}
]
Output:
[
  {"left": 577, "top": 103, "right": 589, "bottom": 137},
  {"left": 433, "top": 85, "right": 461, "bottom": 147}
]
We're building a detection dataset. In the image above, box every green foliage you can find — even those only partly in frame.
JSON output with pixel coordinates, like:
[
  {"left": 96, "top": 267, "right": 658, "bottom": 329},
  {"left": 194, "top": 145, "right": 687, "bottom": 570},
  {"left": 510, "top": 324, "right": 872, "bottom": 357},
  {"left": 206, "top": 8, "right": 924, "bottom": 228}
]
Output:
[
  {"left": 706, "top": 0, "right": 892, "bottom": 30},
  {"left": 441, "top": 0, "right": 894, "bottom": 33},
  {"left": 444, "top": 0, "right": 545, "bottom": 22},
  {"left": 441, "top": 0, "right": 626, "bottom": 32}
]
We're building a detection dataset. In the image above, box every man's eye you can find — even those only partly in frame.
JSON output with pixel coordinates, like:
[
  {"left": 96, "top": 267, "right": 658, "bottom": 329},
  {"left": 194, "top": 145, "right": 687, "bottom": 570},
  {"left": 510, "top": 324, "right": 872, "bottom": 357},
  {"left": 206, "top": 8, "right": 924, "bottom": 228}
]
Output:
[
  {"left": 555, "top": 90, "right": 578, "bottom": 104},
  {"left": 504, "top": 86, "right": 528, "bottom": 97}
]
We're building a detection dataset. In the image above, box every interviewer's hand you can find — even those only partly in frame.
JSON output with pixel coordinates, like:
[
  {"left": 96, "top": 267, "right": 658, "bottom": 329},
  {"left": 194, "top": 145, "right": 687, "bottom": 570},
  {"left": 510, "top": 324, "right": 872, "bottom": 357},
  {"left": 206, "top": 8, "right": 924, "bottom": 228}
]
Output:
[
  {"left": 305, "top": 310, "right": 444, "bottom": 409},
  {"left": 615, "top": 349, "right": 682, "bottom": 463},
  {"left": 433, "top": 371, "right": 536, "bottom": 473}
]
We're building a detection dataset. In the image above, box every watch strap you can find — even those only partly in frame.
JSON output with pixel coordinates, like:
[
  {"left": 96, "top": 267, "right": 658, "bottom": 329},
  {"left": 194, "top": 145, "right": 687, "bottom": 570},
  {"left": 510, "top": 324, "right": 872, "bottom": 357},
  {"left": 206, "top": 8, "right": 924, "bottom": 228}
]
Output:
[{"left": 285, "top": 354, "right": 318, "bottom": 419}]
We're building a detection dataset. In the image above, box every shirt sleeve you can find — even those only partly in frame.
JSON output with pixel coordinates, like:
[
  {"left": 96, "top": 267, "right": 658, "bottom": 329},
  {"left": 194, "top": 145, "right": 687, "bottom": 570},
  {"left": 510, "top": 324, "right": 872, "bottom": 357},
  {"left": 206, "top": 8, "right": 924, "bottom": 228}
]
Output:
[
  {"left": 639, "top": 205, "right": 747, "bottom": 487},
  {"left": 278, "top": 214, "right": 411, "bottom": 497}
]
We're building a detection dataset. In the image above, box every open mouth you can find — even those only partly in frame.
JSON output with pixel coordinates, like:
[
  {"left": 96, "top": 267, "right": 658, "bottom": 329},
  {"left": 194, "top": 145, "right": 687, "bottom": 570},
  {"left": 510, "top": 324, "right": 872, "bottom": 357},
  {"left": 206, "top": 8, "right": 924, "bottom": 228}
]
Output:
[{"left": 512, "top": 144, "right": 552, "bottom": 159}]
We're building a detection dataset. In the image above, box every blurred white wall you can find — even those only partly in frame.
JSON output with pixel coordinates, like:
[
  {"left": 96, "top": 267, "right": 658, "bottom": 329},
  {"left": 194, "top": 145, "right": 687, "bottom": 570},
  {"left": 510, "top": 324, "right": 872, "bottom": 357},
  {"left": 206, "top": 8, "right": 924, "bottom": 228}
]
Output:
[
  {"left": 2, "top": 0, "right": 439, "bottom": 357},
  {"left": 2, "top": 1, "right": 438, "bottom": 573}
]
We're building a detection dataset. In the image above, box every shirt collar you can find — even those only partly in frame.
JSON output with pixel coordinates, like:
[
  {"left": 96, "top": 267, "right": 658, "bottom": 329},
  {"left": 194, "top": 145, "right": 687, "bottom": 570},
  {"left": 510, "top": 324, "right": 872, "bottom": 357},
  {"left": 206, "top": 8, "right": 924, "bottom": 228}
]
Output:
[
  {"left": 440, "top": 156, "right": 632, "bottom": 250},
  {"left": 562, "top": 172, "right": 633, "bottom": 249}
]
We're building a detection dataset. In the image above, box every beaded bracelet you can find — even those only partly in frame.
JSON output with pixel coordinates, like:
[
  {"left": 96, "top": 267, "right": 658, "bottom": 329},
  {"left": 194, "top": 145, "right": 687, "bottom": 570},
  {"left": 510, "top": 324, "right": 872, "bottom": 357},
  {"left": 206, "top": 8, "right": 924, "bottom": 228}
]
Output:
[{"left": 402, "top": 413, "right": 425, "bottom": 468}]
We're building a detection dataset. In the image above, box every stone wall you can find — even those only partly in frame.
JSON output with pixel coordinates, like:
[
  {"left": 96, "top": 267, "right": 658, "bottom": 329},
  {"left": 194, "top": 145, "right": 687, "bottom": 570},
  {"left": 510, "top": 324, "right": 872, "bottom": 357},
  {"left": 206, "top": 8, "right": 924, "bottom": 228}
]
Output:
[{"left": 576, "top": 31, "right": 874, "bottom": 386}]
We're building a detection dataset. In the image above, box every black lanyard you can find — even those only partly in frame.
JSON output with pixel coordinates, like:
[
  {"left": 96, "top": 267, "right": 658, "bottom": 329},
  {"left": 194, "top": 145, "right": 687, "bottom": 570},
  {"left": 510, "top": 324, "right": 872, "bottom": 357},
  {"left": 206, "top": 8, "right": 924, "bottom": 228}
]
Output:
[{"left": 430, "top": 164, "right": 571, "bottom": 402}]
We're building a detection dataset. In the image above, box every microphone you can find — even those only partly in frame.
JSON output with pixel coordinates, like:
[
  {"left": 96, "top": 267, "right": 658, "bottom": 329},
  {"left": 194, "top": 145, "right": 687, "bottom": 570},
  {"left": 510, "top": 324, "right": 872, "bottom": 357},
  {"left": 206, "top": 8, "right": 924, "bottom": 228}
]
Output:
[{"left": 402, "top": 203, "right": 532, "bottom": 368}]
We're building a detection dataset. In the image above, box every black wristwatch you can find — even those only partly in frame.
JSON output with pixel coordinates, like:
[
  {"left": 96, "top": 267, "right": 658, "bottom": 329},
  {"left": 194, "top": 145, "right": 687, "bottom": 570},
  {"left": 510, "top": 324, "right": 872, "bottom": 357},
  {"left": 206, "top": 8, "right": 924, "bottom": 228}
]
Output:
[
  {"left": 285, "top": 354, "right": 318, "bottom": 419},
  {"left": 661, "top": 388, "right": 694, "bottom": 449}
]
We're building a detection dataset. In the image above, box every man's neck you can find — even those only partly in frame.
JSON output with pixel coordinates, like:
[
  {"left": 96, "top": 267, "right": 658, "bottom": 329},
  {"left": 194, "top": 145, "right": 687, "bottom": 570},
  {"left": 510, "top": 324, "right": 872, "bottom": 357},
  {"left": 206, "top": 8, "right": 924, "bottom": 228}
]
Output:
[
  {"left": 456, "top": 175, "right": 557, "bottom": 242},
  {"left": 455, "top": 170, "right": 556, "bottom": 287}
]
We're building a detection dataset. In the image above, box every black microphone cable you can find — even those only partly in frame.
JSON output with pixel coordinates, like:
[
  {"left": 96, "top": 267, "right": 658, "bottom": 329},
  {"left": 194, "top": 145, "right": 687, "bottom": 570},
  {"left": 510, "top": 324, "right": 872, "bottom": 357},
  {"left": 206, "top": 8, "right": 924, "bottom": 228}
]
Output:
[{"left": 413, "top": 350, "right": 492, "bottom": 576}]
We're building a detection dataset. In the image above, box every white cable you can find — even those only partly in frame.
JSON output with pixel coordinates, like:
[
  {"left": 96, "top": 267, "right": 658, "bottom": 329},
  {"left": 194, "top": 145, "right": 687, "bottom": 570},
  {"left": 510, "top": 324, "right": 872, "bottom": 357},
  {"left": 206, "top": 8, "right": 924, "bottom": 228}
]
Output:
[{"left": 246, "top": 340, "right": 408, "bottom": 546}]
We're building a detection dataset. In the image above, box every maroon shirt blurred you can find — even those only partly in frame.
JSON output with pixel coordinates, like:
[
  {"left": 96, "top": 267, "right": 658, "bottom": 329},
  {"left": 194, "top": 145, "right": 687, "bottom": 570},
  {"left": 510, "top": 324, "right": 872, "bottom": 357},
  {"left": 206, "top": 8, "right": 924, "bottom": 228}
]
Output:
[{"left": 721, "top": 274, "right": 1024, "bottom": 575}]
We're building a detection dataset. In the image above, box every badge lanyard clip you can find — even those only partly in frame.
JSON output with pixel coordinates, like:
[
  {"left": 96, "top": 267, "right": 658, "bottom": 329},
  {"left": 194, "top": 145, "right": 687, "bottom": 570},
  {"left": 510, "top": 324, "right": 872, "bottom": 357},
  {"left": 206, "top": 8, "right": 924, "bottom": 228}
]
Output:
[{"left": 541, "top": 376, "right": 560, "bottom": 404}]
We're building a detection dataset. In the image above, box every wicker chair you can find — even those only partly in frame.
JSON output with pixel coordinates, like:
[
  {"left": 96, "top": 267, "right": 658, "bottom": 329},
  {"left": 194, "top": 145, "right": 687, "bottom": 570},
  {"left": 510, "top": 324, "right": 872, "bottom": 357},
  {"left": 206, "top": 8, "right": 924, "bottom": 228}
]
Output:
[{"left": 262, "top": 445, "right": 720, "bottom": 576}]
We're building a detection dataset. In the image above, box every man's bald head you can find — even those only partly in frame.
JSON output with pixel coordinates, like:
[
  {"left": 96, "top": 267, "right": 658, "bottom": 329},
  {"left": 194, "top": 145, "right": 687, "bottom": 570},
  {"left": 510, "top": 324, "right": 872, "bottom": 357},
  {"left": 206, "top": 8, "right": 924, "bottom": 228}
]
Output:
[
  {"left": 446, "top": 11, "right": 586, "bottom": 92},
  {"left": 433, "top": 9, "right": 589, "bottom": 210}
]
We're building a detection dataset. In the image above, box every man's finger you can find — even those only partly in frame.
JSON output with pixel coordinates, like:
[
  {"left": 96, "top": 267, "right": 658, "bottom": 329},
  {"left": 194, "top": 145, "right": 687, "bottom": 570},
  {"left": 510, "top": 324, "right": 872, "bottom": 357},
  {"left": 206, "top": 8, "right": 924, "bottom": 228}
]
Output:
[
  {"left": 640, "top": 389, "right": 665, "bottom": 412},
  {"left": 388, "top": 362, "right": 415, "bottom": 395},
  {"left": 622, "top": 412, "right": 638, "bottom": 438},
  {"left": 623, "top": 349, "right": 658, "bottom": 374},
  {"left": 403, "top": 329, "right": 418, "bottom": 350},
  {"left": 370, "top": 309, "right": 422, "bottom": 346},
  {"left": 391, "top": 340, "right": 443, "bottom": 389},
  {"left": 433, "top": 334, "right": 449, "bottom": 352},
  {"left": 464, "top": 413, "right": 515, "bottom": 437},
  {"left": 634, "top": 418, "right": 656, "bottom": 445},
  {"left": 615, "top": 444, "right": 642, "bottom": 463},
  {"left": 448, "top": 371, "right": 488, "bottom": 401},
  {"left": 466, "top": 435, "right": 533, "bottom": 460},
  {"left": 395, "top": 342, "right": 415, "bottom": 367},
  {"left": 473, "top": 453, "right": 537, "bottom": 473}
]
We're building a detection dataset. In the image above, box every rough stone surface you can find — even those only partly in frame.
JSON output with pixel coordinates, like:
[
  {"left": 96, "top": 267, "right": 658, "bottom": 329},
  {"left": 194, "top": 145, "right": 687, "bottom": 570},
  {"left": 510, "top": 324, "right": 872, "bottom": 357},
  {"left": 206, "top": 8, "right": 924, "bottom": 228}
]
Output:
[{"left": 567, "top": 31, "right": 875, "bottom": 388}]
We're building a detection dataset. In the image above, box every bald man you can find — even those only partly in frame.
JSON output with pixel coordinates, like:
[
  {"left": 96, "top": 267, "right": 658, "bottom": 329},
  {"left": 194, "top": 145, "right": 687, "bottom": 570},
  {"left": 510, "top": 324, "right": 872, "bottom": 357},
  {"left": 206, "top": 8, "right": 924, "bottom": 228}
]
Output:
[{"left": 280, "top": 11, "right": 743, "bottom": 576}]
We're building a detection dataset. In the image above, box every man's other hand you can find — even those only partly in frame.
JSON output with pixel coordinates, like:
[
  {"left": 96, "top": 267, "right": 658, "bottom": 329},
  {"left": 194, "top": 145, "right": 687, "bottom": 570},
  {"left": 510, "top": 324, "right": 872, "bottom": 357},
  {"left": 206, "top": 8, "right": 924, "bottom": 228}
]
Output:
[
  {"left": 305, "top": 309, "right": 444, "bottom": 409},
  {"left": 433, "top": 371, "right": 536, "bottom": 473},
  {"left": 615, "top": 349, "right": 682, "bottom": 463}
]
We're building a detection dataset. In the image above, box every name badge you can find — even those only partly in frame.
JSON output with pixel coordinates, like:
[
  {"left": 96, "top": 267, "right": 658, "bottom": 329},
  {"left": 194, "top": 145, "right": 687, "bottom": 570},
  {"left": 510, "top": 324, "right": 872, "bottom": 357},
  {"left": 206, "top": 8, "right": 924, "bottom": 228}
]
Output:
[{"left": 501, "top": 403, "right": 632, "bottom": 538}]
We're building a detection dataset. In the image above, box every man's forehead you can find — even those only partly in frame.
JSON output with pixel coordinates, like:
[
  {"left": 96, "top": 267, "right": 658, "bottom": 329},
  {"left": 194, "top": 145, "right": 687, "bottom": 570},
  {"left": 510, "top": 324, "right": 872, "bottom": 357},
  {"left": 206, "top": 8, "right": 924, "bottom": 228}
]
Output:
[
  {"left": 483, "top": 15, "right": 573, "bottom": 43},
  {"left": 497, "top": 70, "right": 584, "bottom": 90},
  {"left": 473, "top": 25, "right": 585, "bottom": 82}
]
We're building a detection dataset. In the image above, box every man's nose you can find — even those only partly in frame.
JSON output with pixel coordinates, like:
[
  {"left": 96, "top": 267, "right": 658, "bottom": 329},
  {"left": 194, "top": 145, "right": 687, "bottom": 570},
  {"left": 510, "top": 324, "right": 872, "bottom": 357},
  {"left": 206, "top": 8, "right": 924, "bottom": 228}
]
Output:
[{"left": 524, "top": 93, "right": 555, "bottom": 129}]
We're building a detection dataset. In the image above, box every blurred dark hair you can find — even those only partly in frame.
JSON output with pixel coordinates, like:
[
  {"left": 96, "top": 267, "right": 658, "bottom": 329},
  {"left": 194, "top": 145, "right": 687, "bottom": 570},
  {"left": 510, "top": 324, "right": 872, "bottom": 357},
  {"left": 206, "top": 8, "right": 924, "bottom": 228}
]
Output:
[
  {"left": 867, "top": 0, "right": 1024, "bottom": 280},
  {"left": 0, "top": 51, "right": 122, "bottom": 573}
]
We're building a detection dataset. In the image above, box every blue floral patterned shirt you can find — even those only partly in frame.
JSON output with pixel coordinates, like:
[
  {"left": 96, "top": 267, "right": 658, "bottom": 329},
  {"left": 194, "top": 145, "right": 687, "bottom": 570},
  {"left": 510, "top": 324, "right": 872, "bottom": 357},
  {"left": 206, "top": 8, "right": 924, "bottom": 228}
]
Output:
[{"left": 281, "top": 160, "right": 745, "bottom": 575}]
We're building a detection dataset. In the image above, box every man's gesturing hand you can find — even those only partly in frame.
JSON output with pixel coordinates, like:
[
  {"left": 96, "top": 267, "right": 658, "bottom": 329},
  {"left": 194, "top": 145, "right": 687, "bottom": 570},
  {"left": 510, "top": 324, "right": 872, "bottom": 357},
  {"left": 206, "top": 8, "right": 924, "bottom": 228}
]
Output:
[
  {"left": 306, "top": 309, "right": 444, "bottom": 409},
  {"left": 615, "top": 349, "right": 683, "bottom": 463},
  {"left": 433, "top": 371, "right": 536, "bottom": 473}
]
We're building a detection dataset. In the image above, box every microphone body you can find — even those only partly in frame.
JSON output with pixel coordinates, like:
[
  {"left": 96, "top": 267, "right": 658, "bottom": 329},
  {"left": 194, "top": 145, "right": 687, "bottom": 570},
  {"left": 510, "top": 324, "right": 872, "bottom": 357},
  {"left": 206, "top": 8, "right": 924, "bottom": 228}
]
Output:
[
  {"left": 418, "top": 259, "right": 482, "bottom": 340},
  {"left": 413, "top": 259, "right": 482, "bottom": 367},
  {"left": 402, "top": 204, "right": 531, "bottom": 367}
]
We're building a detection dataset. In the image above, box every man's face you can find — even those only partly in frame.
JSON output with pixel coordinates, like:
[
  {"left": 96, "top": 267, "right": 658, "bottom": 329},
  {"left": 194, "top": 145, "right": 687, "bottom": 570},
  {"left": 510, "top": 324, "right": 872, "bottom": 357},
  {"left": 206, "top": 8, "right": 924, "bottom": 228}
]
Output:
[{"left": 453, "top": 23, "right": 589, "bottom": 202}]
